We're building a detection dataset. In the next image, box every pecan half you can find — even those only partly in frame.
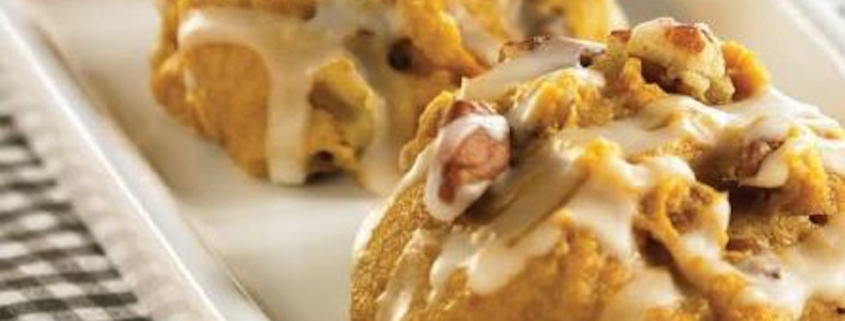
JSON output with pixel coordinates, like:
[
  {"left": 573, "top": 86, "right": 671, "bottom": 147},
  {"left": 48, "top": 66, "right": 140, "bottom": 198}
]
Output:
[
  {"left": 439, "top": 128, "right": 511, "bottom": 202},
  {"left": 424, "top": 100, "right": 511, "bottom": 221},
  {"left": 734, "top": 139, "right": 783, "bottom": 179}
]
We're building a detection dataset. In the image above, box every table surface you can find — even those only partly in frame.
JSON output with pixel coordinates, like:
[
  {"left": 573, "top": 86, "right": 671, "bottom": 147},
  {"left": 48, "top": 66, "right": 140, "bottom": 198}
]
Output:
[{"left": 2, "top": 1, "right": 845, "bottom": 320}]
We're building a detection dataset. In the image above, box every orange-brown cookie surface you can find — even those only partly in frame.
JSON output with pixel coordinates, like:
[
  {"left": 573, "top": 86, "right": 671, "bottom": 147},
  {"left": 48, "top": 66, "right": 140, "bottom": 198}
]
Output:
[
  {"left": 151, "top": 0, "right": 626, "bottom": 193},
  {"left": 352, "top": 18, "right": 845, "bottom": 321}
]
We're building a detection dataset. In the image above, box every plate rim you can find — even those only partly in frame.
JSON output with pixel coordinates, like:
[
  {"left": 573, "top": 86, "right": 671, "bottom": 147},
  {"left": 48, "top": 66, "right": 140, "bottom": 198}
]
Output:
[{"left": 0, "top": 2, "right": 272, "bottom": 321}]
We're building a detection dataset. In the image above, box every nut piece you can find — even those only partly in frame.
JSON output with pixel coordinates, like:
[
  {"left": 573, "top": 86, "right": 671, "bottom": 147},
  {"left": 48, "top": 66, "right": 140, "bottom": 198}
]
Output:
[
  {"left": 733, "top": 117, "right": 792, "bottom": 187},
  {"left": 735, "top": 139, "right": 783, "bottom": 180},
  {"left": 439, "top": 129, "right": 511, "bottom": 202},
  {"left": 665, "top": 24, "right": 707, "bottom": 54},
  {"left": 625, "top": 18, "right": 735, "bottom": 104},
  {"left": 424, "top": 100, "right": 511, "bottom": 222},
  {"left": 498, "top": 36, "right": 605, "bottom": 66}
]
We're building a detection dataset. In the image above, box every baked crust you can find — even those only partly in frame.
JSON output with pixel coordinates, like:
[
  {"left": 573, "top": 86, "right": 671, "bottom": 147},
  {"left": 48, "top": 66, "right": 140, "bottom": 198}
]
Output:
[{"left": 150, "top": 0, "right": 625, "bottom": 191}]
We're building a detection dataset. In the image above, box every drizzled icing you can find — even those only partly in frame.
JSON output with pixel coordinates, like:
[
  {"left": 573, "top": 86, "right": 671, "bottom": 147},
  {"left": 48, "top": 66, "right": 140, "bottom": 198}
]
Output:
[
  {"left": 551, "top": 89, "right": 845, "bottom": 189},
  {"left": 179, "top": 8, "right": 350, "bottom": 184},
  {"left": 551, "top": 89, "right": 845, "bottom": 317},
  {"left": 175, "top": 1, "right": 581, "bottom": 192},
  {"left": 177, "top": 3, "right": 406, "bottom": 192},
  {"left": 367, "top": 91, "right": 845, "bottom": 321},
  {"left": 724, "top": 90, "right": 845, "bottom": 181},
  {"left": 566, "top": 155, "right": 694, "bottom": 261},
  {"left": 552, "top": 89, "right": 845, "bottom": 317},
  {"left": 506, "top": 68, "right": 607, "bottom": 145},
  {"left": 447, "top": 3, "right": 503, "bottom": 66},
  {"left": 374, "top": 137, "right": 710, "bottom": 321},
  {"left": 737, "top": 215, "right": 845, "bottom": 316},
  {"left": 553, "top": 95, "right": 728, "bottom": 156},
  {"left": 459, "top": 38, "right": 604, "bottom": 101},
  {"left": 599, "top": 268, "right": 683, "bottom": 321},
  {"left": 358, "top": 30, "right": 845, "bottom": 321},
  {"left": 428, "top": 142, "right": 584, "bottom": 296},
  {"left": 376, "top": 230, "right": 439, "bottom": 321},
  {"left": 353, "top": 146, "right": 437, "bottom": 258}
]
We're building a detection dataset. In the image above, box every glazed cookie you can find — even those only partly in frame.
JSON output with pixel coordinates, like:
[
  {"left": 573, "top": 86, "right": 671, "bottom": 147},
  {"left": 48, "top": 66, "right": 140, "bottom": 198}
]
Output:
[
  {"left": 151, "top": 0, "right": 625, "bottom": 193},
  {"left": 352, "top": 18, "right": 845, "bottom": 320}
]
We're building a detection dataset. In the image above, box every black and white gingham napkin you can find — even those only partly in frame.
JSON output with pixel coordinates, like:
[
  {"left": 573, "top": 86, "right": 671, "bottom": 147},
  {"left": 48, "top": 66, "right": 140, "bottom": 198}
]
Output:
[{"left": 0, "top": 114, "right": 151, "bottom": 321}]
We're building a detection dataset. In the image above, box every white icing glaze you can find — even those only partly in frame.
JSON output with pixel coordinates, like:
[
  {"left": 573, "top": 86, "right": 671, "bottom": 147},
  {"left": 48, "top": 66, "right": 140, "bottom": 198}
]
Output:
[
  {"left": 554, "top": 95, "right": 727, "bottom": 155},
  {"left": 743, "top": 116, "right": 792, "bottom": 143},
  {"left": 466, "top": 221, "right": 561, "bottom": 294},
  {"left": 599, "top": 267, "right": 683, "bottom": 321},
  {"left": 506, "top": 69, "right": 607, "bottom": 145},
  {"left": 562, "top": 155, "right": 647, "bottom": 260},
  {"left": 176, "top": 1, "right": 555, "bottom": 192},
  {"left": 367, "top": 31, "right": 845, "bottom": 317},
  {"left": 553, "top": 89, "right": 845, "bottom": 189},
  {"left": 448, "top": 3, "right": 504, "bottom": 66},
  {"left": 627, "top": 18, "right": 725, "bottom": 92},
  {"left": 609, "top": 91, "right": 845, "bottom": 318},
  {"left": 427, "top": 222, "right": 563, "bottom": 296},
  {"left": 566, "top": 152, "right": 701, "bottom": 262},
  {"left": 739, "top": 215, "right": 845, "bottom": 317},
  {"left": 428, "top": 231, "right": 474, "bottom": 293},
  {"left": 737, "top": 116, "right": 794, "bottom": 187},
  {"left": 460, "top": 38, "right": 604, "bottom": 101},
  {"left": 180, "top": 8, "right": 347, "bottom": 184},
  {"left": 818, "top": 139, "right": 845, "bottom": 176},
  {"left": 353, "top": 146, "right": 436, "bottom": 258},
  {"left": 428, "top": 139, "right": 705, "bottom": 299},
  {"left": 376, "top": 230, "right": 440, "bottom": 321},
  {"left": 424, "top": 114, "right": 510, "bottom": 222},
  {"left": 506, "top": 80, "right": 548, "bottom": 144},
  {"left": 344, "top": 37, "right": 416, "bottom": 194},
  {"left": 174, "top": 2, "right": 425, "bottom": 193},
  {"left": 725, "top": 90, "right": 845, "bottom": 187},
  {"left": 429, "top": 142, "right": 584, "bottom": 295},
  {"left": 741, "top": 136, "right": 810, "bottom": 188}
]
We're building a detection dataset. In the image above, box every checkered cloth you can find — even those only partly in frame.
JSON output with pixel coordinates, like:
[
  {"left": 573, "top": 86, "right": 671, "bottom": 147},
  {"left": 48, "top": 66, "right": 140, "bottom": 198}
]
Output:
[{"left": 0, "top": 115, "right": 151, "bottom": 321}]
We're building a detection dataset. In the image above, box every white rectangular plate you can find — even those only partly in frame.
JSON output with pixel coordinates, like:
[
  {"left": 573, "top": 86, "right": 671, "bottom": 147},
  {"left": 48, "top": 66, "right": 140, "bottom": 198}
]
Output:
[{"left": 2, "top": 1, "right": 845, "bottom": 321}]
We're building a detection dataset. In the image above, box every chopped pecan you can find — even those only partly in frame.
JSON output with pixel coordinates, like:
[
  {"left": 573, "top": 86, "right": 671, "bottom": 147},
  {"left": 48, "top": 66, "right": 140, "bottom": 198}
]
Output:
[
  {"left": 665, "top": 24, "right": 707, "bottom": 54},
  {"left": 439, "top": 128, "right": 511, "bottom": 202},
  {"left": 425, "top": 100, "right": 511, "bottom": 221},
  {"left": 734, "top": 139, "right": 783, "bottom": 179},
  {"left": 625, "top": 18, "right": 734, "bottom": 104}
]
